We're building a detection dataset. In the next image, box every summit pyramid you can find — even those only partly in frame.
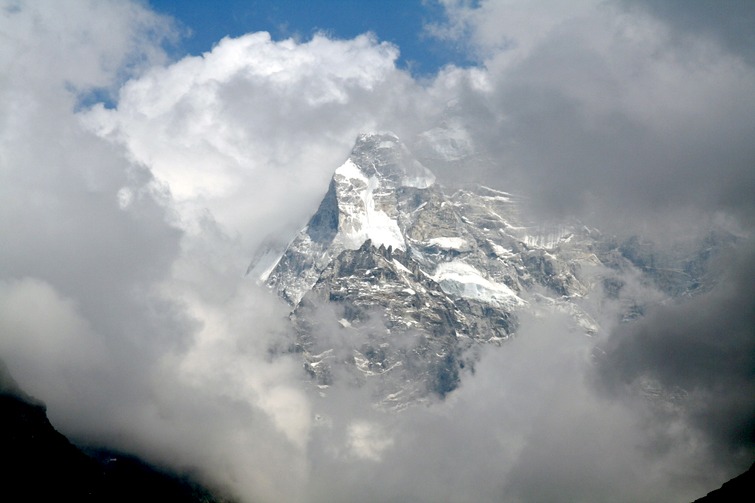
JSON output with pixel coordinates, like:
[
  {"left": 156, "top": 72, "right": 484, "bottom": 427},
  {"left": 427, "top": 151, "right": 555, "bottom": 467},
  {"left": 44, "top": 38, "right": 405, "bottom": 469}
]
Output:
[{"left": 248, "top": 132, "right": 720, "bottom": 408}]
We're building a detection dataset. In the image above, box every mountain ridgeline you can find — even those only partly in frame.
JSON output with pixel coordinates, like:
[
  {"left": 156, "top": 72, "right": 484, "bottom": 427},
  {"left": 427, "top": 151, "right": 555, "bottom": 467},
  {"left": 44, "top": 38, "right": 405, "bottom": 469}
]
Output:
[
  {"left": 248, "top": 132, "right": 730, "bottom": 408},
  {"left": 0, "top": 360, "right": 232, "bottom": 502}
]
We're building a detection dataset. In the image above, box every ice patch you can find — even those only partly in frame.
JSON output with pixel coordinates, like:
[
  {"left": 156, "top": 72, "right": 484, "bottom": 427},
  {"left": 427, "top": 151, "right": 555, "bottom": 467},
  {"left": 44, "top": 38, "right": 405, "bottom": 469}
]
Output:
[
  {"left": 426, "top": 237, "right": 471, "bottom": 251},
  {"left": 392, "top": 259, "right": 411, "bottom": 274},
  {"left": 335, "top": 159, "right": 368, "bottom": 183},
  {"left": 335, "top": 160, "right": 406, "bottom": 251},
  {"left": 432, "top": 261, "right": 523, "bottom": 307},
  {"left": 489, "top": 242, "right": 514, "bottom": 258},
  {"left": 246, "top": 242, "right": 286, "bottom": 283}
]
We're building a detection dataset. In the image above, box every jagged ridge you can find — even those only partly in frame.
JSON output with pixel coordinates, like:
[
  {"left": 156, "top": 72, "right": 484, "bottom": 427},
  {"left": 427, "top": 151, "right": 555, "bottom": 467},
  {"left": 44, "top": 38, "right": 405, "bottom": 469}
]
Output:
[
  {"left": 250, "top": 131, "right": 728, "bottom": 407},
  {"left": 250, "top": 133, "right": 604, "bottom": 406}
]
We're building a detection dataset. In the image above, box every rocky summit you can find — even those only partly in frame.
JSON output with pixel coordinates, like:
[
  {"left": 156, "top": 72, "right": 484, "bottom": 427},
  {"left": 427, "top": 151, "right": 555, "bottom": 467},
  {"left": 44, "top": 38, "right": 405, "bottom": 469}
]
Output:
[{"left": 248, "top": 132, "right": 724, "bottom": 409}]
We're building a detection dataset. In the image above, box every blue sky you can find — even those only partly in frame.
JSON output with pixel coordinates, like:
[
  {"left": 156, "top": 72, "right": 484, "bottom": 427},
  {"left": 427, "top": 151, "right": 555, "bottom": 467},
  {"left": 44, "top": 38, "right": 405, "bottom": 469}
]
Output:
[{"left": 148, "top": 0, "right": 473, "bottom": 74}]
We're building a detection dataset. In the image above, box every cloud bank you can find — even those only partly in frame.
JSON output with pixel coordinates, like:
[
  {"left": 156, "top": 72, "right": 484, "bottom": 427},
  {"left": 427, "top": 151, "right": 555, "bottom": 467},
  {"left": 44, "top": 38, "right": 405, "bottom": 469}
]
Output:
[{"left": 1, "top": 1, "right": 753, "bottom": 502}]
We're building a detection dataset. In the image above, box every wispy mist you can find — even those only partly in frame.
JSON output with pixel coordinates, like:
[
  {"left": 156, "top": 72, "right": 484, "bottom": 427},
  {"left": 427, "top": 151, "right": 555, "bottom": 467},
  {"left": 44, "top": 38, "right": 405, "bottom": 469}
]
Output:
[{"left": 1, "top": 1, "right": 753, "bottom": 502}]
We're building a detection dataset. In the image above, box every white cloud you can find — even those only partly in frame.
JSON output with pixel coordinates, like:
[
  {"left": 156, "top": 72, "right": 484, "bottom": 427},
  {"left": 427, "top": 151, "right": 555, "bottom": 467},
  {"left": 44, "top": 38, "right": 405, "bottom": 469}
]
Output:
[
  {"left": 81, "top": 31, "right": 445, "bottom": 251},
  {"left": 0, "top": 0, "right": 174, "bottom": 96},
  {"left": 1, "top": 1, "right": 753, "bottom": 502},
  {"left": 346, "top": 420, "right": 394, "bottom": 461},
  {"left": 0, "top": 278, "right": 110, "bottom": 397},
  {"left": 427, "top": 0, "right": 755, "bottom": 233},
  {"left": 426, "top": 0, "right": 599, "bottom": 68},
  {"left": 0, "top": 3, "right": 312, "bottom": 500}
]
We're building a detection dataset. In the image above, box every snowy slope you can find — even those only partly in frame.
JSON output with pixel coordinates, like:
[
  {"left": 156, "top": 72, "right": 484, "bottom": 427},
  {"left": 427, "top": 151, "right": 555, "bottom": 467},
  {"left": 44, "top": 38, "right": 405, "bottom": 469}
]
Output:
[{"left": 249, "top": 131, "right": 727, "bottom": 407}]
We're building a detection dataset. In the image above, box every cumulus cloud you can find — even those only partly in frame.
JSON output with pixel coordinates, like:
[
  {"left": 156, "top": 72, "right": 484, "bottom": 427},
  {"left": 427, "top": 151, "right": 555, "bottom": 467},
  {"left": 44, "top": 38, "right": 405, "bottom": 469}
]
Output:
[
  {"left": 428, "top": 0, "right": 755, "bottom": 234},
  {"left": 1, "top": 2, "right": 310, "bottom": 500},
  {"left": 1, "top": 1, "right": 753, "bottom": 502},
  {"left": 81, "top": 31, "right": 450, "bottom": 250},
  {"left": 426, "top": 0, "right": 599, "bottom": 67},
  {"left": 596, "top": 242, "right": 755, "bottom": 468},
  {"left": 624, "top": 0, "right": 755, "bottom": 67},
  {"left": 301, "top": 310, "right": 727, "bottom": 503}
]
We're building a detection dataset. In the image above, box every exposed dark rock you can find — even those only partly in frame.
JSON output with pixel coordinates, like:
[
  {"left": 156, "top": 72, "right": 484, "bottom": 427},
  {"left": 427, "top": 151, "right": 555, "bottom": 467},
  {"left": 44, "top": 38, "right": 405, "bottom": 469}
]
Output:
[
  {"left": 692, "top": 462, "right": 755, "bottom": 502},
  {"left": 307, "top": 178, "right": 339, "bottom": 244},
  {"left": 0, "top": 360, "right": 233, "bottom": 502}
]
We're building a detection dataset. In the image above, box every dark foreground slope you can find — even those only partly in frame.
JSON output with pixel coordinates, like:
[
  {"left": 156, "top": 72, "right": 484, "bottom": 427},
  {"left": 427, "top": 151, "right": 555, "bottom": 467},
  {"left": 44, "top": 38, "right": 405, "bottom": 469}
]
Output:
[
  {"left": 0, "top": 360, "right": 231, "bottom": 503},
  {"left": 692, "top": 462, "right": 755, "bottom": 502}
]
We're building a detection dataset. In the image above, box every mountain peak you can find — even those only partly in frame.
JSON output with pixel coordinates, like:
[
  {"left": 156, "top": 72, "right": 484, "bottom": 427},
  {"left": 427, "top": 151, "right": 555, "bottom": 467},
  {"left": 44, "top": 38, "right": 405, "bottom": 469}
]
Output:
[
  {"left": 306, "top": 132, "right": 438, "bottom": 256},
  {"left": 347, "top": 132, "right": 435, "bottom": 189},
  {"left": 259, "top": 132, "right": 434, "bottom": 303},
  {"left": 254, "top": 130, "right": 728, "bottom": 409}
]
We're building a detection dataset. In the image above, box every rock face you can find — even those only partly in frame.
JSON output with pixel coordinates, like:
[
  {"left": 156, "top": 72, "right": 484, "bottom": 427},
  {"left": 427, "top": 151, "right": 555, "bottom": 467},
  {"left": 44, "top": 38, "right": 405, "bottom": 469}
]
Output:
[{"left": 251, "top": 132, "right": 726, "bottom": 408}]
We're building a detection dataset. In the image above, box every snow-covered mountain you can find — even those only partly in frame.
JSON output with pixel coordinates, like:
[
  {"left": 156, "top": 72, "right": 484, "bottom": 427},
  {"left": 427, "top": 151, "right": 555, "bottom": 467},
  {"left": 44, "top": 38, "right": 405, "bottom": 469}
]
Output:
[{"left": 249, "top": 132, "right": 725, "bottom": 408}]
